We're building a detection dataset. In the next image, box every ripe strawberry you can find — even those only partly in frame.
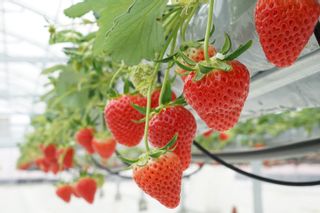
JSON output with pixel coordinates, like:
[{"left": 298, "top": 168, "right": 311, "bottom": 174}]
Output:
[
  {"left": 151, "top": 89, "right": 176, "bottom": 108},
  {"left": 183, "top": 60, "right": 250, "bottom": 131},
  {"left": 50, "top": 160, "right": 60, "bottom": 174},
  {"left": 255, "top": 0, "right": 320, "bottom": 67},
  {"left": 133, "top": 152, "right": 182, "bottom": 208},
  {"left": 71, "top": 184, "right": 81, "bottom": 198},
  {"left": 176, "top": 45, "right": 216, "bottom": 81},
  {"left": 104, "top": 94, "right": 146, "bottom": 147},
  {"left": 75, "top": 128, "right": 95, "bottom": 154},
  {"left": 148, "top": 106, "right": 196, "bottom": 170},
  {"left": 75, "top": 177, "right": 97, "bottom": 204},
  {"left": 17, "top": 162, "right": 32, "bottom": 170},
  {"left": 202, "top": 129, "right": 214, "bottom": 138},
  {"left": 43, "top": 144, "right": 57, "bottom": 161},
  {"left": 35, "top": 157, "right": 50, "bottom": 173},
  {"left": 219, "top": 132, "right": 229, "bottom": 141},
  {"left": 92, "top": 137, "right": 116, "bottom": 159},
  {"left": 56, "top": 184, "right": 73, "bottom": 203},
  {"left": 62, "top": 147, "right": 74, "bottom": 169}
]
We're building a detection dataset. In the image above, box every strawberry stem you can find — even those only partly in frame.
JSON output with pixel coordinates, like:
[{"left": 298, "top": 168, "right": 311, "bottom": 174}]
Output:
[
  {"left": 143, "top": 36, "right": 173, "bottom": 152},
  {"left": 158, "top": 27, "right": 179, "bottom": 107},
  {"left": 204, "top": 0, "right": 215, "bottom": 63},
  {"left": 108, "top": 62, "right": 125, "bottom": 90}
]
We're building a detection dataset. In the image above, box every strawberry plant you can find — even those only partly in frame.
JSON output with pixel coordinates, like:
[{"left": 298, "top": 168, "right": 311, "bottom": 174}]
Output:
[{"left": 16, "top": 0, "right": 319, "bottom": 208}]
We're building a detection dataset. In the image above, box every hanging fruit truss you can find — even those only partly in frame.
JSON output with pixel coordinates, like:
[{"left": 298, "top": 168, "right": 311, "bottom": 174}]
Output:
[{"left": 17, "top": 0, "right": 320, "bottom": 208}]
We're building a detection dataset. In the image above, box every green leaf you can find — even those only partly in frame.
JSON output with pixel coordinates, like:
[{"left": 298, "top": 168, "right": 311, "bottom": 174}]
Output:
[
  {"left": 131, "top": 103, "right": 146, "bottom": 115},
  {"left": 64, "top": 2, "right": 91, "bottom": 18},
  {"left": 193, "top": 71, "right": 205, "bottom": 81},
  {"left": 93, "top": 0, "right": 134, "bottom": 55},
  {"left": 107, "top": 88, "right": 119, "bottom": 98},
  {"left": 172, "top": 95, "right": 187, "bottom": 105},
  {"left": 224, "top": 40, "right": 253, "bottom": 61},
  {"left": 117, "top": 154, "right": 139, "bottom": 164},
  {"left": 102, "top": 0, "right": 168, "bottom": 65},
  {"left": 131, "top": 117, "right": 145, "bottom": 124},
  {"left": 155, "top": 53, "right": 177, "bottom": 63},
  {"left": 160, "top": 133, "right": 178, "bottom": 150},
  {"left": 64, "top": 0, "right": 111, "bottom": 18},
  {"left": 160, "top": 78, "right": 172, "bottom": 105},
  {"left": 178, "top": 51, "right": 196, "bottom": 66},
  {"left": 49, "top": 30, "right": 83, "bottom": 44},
  {"left": 123, "top": 78, "right": 130, "bottom": 94},
  {"left": 220, "top": 33, "right": 232, "bottom": 55},
  {"left": 198, "top": 63, "right": 213, "bottom": 74},
  {"left": 174, "top": 57, "right": 195, "bottom": 71},
  {"left": 42, "top": 65, "right": 65, "bottom": 74}
]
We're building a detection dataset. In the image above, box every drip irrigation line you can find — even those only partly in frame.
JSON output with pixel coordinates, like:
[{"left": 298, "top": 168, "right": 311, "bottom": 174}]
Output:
[
  {"left": 91, "top": 156, "right": 204, "bottom": 180},
  {"left": 193, "top": 141, "right": 320, "bottom": 186},
  {"left": 314, "top": 21, "right": 320, "bottom": 46}
]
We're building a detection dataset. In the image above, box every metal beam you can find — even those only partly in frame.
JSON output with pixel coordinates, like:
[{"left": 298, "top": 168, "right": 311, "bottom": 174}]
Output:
[{"left": 248, "top": 50, "right": 320, "bottom": 100}]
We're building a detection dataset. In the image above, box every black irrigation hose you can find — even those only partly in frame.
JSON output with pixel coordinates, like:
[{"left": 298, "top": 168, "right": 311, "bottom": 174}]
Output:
[
  {"left": 92, "top": 155, "right": 204, "bottom": 180},
  {"left": 193, "top": 141, "right": 320, "bottom": 186},
  {"left": 314, "top": 21, "right": 320, "bottom": 46}
]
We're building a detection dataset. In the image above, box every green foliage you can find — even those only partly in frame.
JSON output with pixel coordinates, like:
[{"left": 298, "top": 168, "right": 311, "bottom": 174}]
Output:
[
  {"left": 197, "top": 108, "right": 320, "bottom": 151},
  {"left": 102, "top": 0, "right": 168, "bottom": 64}
]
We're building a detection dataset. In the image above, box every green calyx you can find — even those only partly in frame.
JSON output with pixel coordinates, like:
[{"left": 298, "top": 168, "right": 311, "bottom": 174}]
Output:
[
  {"left": 94, "top": 131, "right": 112, "bottom": 141},
  {"left": 117, "top": 134, "right": 178, "bottom": 167},
  {"left": 131, "top": 95, "right": 187, "bottom": 124},
  {"left": 173, "top": 34, "right": 253, "bottom": 81}
]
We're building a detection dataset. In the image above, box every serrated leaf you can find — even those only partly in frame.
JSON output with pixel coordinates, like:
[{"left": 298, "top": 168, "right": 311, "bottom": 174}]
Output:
[
  {"left": 224, "top": 40, "right": 253, "bottom": 61},
  {"left": 220, "top": 33, "right": 232, "bottom": 55},
  {"left": 103, "top": 0, "right": 168, "bottom": 65},
  {"left": 64, "top": 2, "right": 91, "bottom": 18},
  {"left": 93, "top": 0, "right": 134, "bottom": 55},
  {"left": 131, "top": 103, "right": 146, "bottom": 115},
  {"left": 64, "top": 0, "right": 110, "bottom": 18}
]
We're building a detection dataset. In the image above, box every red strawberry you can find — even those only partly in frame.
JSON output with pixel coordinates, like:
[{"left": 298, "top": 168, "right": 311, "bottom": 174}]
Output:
[
  {"left": 255, "top": 0, "right": 320, "bottom": 67},
  {"left": 17, "top": 162, "right": 32, "bottom": 170},
  {"left": 43, "top": 144, "right": 57, "bottom": 161},
  {"left": 151, "top": 89, "right": 176, "bottom": 108},
  {"left": 183, "top": 60, "right": 250, "bottom": 131},
  {"left": 92, "top": 137, "right": 116, "bottom": 159},
  {"left": 36, "top": 157, "right": 50, "bottom": 173},
  {"left": 50, "top": 160, "right": 60, "bottom": 174},
  {"left": 133, "top": 152, "right": 182, "bottom": 208},
  {"left": 104, "top": 94, "right": 146, "bottom": 147},
  {"left": 219, "top": 132, "right": 229, "bottom": 141},
  {"left": 75, "top": 177, "right": 97, "bottom": 204},
  {"left": 56, "top": 184, "right": 73, "bottom": 203},
  {"left": 71, "top": 184, "right": 81, "bottom": 198},
  {"left": 75, "top": 128, "right": 95, "bottom": 154},
  {"left": 202, "top": 129, "right": 214, "bottom": 138},
  {"left": 62, "top": 147, "right": 74, "bottom": 169},
  {"left": 176, "top": 45, "right": 217, "bottom": 81},
  {"left": 148, "top": 106, "right": 196, "bottom": 170}
]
